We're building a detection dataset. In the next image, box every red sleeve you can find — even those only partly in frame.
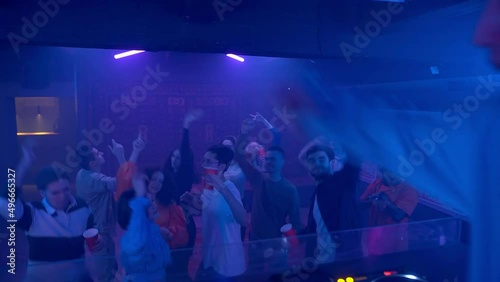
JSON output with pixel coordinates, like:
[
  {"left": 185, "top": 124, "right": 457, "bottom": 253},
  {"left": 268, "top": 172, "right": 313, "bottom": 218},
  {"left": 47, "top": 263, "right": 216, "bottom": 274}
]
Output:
[
  {"left": 394, "top": 185, "right": 419, "bottom": 216},
  {"left": 360, "top": 178, "right": 381, "bottom": 201},
  {"left": 167, "top": 204, "right": 189, "bottom": 249},
  {"left": 115, "top": 162, "right": 138, "bottom": 201}
]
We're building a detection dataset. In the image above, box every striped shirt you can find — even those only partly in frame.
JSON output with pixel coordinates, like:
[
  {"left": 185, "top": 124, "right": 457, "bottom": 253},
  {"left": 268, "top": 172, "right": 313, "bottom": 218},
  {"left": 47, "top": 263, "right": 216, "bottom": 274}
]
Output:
[{"left": 13, "top": 196, "right": 94, "bottom": 261}]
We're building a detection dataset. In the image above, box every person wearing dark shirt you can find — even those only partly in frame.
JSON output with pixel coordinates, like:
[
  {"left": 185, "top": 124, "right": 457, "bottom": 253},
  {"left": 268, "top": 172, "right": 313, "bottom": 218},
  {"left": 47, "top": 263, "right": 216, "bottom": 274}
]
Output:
[
  {"left": 235, "top": 118, "right": 301, "bottom": 241},
  {"left": 164, "top": 110, "right": 201, "bottom": 202},
  {"left": 304, "top": 144, "right": 361, "bottom": 263},
  {"left": 163, "top": 110, "right": 202, "bottom": 249}
]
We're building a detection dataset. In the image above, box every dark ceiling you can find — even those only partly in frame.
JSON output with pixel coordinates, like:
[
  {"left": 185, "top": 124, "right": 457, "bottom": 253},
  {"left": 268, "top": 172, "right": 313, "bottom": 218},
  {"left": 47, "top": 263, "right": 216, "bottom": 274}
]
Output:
[{"left": 0, "top": 0, "right": 495, "bottom": 83}]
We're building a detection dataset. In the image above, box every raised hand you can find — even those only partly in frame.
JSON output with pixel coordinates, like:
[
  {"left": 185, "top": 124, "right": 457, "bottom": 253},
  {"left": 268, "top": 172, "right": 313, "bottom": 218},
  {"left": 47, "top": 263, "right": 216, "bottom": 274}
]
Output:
[
  {"left": 20, "top": 138, "right": 36, "bottom": 166},
  {"left": 132, "top": 138, "right": 146, "bottom": 152},
  {"left": 108, "top": 139, "right": 124, "bottom": 157},
  {"left": 249, "top": 112, "right": 266, "bottom": 123},
  {"left": 250, "top": 112, "right": 274, "bottom": 129}
]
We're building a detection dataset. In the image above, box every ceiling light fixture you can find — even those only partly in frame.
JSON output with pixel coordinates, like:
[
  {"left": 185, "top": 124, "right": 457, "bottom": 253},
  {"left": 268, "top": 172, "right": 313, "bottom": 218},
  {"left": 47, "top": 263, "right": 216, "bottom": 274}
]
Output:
[{"left": 114, "top": 50, "right": 145, "bottom": 59}]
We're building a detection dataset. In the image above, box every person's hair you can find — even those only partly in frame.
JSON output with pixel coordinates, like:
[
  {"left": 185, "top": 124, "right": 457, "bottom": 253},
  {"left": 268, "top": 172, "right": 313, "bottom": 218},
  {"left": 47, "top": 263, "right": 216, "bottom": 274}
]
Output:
[
  {"left": 142, "top": 166, "right": 175, "bottom": 206},
  {"left": 117, "top": 189, "right": 136, "bottom": 230},
  {"left": 206, "top": 144, "right": 234, "bottom": 172},
  {"left": 221, "top": 135, "right": 237, "bottom": 147},
  {"left": 163, "top": 149, "right": 177, "bottom": 173},
  {"left": 77, "top": 149, "right": 95, "bottom": 170},
  {"left": 156, "top": 178, "right": 176, "bottom": 207},
  {"left": 306, "top": 144, "right": 335, "bottom": 161},
  {"left": 35, "top": 167, "right": 70, "bottom": 191},
  {"left": 267, "top": 146, "right": 285, "bottom": 159},
  {"left": 144, "top": 167, "right": 163, "bottom": 183}
]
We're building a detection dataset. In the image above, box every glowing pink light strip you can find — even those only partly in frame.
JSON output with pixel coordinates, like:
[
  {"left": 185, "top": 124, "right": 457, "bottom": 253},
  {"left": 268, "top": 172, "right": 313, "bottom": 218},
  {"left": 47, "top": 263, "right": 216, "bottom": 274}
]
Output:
[
  {"left": 226, "top": 54, "right": 245, "bottom": 62},
  {"left": 114, "top": 50, "right": 145, "bottom": 59}
]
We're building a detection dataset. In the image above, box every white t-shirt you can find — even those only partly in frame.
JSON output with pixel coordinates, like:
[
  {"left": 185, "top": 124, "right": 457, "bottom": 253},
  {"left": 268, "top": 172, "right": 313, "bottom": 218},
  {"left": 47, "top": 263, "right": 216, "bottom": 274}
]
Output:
[
  {"left": 313, "top": 196, "right": 336, "bottom": 264},
  {"left": 201, "top": 180, "right": 246, "bottom": 277}
]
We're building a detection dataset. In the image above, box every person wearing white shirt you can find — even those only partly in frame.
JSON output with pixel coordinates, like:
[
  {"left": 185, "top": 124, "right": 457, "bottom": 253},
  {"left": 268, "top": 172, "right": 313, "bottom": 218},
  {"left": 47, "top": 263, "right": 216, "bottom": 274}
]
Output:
[{"left": 189, "top": 145, "right": 247, "bottom": 281}]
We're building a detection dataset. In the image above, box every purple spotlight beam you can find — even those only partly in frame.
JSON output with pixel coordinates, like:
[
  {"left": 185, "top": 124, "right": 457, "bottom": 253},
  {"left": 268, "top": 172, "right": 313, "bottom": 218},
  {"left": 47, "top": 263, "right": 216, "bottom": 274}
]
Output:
[
  {"left": 226, "top": 54, "right": 245, "bottom": 62},
  {"left": 114, "top": 50, "right": 145, "bottom": 59}
]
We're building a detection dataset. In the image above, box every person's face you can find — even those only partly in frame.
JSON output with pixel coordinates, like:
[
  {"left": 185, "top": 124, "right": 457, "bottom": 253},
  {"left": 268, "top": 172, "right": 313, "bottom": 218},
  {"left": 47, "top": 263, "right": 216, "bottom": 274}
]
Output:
[
  {"left": 147, "top": 200, "right": 159, "bottom": 220},
  {"left": 90, "top": 148, "right": 105, "bottom": 168},
  {"left": 41, "top": 179, "right": 72, "bottom": 210},
  {"left": 171, "top": 150, "right": 181, "bottom": 170},
  {"left": 222, "top": 140, "right": 235, "bottom": 152},
  {"left": 202, "top": 151, "right": 225, "bottom": 174},
  {"left": 148, "top": 171, "right": 164, "bottom": 194},
  {"left": 307, "top": 151, "right": 332, "bottom": 179},
  {"left": 264, "top": 150, "right": 284, "bottom": 173}
]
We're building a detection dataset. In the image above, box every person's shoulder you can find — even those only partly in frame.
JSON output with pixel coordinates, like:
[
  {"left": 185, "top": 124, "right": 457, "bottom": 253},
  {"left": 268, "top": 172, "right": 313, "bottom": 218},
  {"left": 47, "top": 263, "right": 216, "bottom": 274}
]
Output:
[
  {"left": 70, "top": 196, "right": 92, "bottom": 214},
  {"left": 74, "top": 196, "right": 89, "bottom": 208}
]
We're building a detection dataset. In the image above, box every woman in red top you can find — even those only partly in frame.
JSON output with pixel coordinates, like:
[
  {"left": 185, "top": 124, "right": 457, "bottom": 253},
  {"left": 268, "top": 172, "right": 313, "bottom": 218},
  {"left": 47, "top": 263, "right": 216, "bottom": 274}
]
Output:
[
  {"left": 143, "top": 167, "right": 189, "bottom": 249},
  {"left": 360, "top": 168, "right": 419, "bottom": 256},
  {"left": 142, "top": 167, "right": 192, "bottom": 280}
]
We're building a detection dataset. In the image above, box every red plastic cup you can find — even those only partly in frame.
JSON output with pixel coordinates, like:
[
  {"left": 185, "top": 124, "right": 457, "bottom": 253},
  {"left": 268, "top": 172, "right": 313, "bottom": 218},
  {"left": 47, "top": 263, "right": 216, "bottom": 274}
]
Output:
[
  {"left": 83, "top": 228, "right": 99, "bottom": 250},
  {"left": 202, "top": 168, "right": 218, "bottom": 190},
  {"left": 281, "top": 224, "right": 299, "bottom": 246}
]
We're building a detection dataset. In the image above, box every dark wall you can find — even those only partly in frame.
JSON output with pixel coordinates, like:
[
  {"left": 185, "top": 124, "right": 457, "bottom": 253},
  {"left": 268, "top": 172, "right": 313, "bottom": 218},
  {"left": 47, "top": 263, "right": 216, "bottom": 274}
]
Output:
[{"left": 71, "top": 49, "right": 312, "bottom": 184}]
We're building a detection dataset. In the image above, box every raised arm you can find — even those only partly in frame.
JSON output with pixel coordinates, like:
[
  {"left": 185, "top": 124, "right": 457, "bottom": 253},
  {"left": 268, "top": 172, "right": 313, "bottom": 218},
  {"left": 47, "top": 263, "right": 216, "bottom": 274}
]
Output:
[
  {"left": 109, "top": 139, "right": 126, "bottom": 166},
  {"left": 250, "top": 112, "right": 281, "bottom": 146},
  {"left": 235, "top": 119, "right": 264, "bottom": 188},
  {"left": 179, "top": 110, "right": 202, "bottom": 173},
  {"left": 0, "top": 142, "right": 35, "bottom": 222},
  {"left": 129, "top": 136, "right": 146, "bottom": 163}
]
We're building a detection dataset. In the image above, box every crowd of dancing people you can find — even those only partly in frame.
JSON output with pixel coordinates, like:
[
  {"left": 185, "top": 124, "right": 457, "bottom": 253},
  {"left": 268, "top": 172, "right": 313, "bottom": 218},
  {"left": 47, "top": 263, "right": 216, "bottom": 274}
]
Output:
[{"left": 0, "top": 110, "right": 419, "bottom": 282}]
